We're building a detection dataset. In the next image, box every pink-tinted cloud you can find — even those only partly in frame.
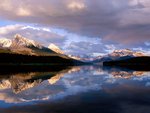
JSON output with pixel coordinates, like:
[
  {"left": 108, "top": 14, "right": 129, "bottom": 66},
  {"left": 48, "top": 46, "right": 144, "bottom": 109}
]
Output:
[{"left": 0, "top": 0, "right": 150, "bottom": 52}]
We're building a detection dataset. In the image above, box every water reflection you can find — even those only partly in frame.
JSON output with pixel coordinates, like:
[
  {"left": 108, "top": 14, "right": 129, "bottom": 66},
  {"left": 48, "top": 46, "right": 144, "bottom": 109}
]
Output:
[
  {"left": 0, "top": 66, "right": 150, "bottom": 113},
  {"left": 0, "top": 66, "right": 82, "bottom": 103}
]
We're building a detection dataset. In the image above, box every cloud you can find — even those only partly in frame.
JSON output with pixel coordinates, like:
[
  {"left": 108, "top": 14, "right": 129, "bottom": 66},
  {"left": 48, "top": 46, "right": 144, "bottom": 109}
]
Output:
[
  {"left": 0, "top": 0, "right": 150, "bottom": 55},
  {"left": 1, "top": 24, "right": 147, "bottom": 56},
  {"left": 0, "top": 24, "right": 23, "bottom": 35},
  {"left": 133, "top": 47, "right": 150, "bottom": 55},
  {"left": 145, "top": 42, "right": 150, "bottom": 46},
  {"left": 0, "top": 24, "right": 66, "bottom": 46},
  {"left": 0, "top": 0, "right": 150, "bottom": 47},
  {"left": 0, "top": 24, "right": 116, "bottom": 56},
  {"left": 67, "top": 1, "right": 86, "bottom": 10},
  {"left": 64, "top": 41, "right": 111, "bottom": 57}
]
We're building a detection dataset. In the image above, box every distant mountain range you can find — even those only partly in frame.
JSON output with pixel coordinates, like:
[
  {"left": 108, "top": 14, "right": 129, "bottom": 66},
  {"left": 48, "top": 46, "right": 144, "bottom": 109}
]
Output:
[
  {"left": 92, "top": 49, "right": 146, "bottom": 64},
  {"left": 0, "top": 34, "right": 148, "bottom": 65},
  {"left": 109, "top": 49, "right": 144, "bottom": 57}
]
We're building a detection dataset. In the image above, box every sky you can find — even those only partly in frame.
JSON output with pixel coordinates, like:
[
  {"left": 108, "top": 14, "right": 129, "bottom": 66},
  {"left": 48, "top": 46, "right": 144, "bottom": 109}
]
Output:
[{"left": 0, "top": 0, "right": 150, "bottom": 57}]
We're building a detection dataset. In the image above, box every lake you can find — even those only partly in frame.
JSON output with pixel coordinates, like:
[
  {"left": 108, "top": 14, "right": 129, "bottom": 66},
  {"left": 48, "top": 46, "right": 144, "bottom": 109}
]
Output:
[{"left": 0, "top": 66, "right": 150, "bottom": 113}]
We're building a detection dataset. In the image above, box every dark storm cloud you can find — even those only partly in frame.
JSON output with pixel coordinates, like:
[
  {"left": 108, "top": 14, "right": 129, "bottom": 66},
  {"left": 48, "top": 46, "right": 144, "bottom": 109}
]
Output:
[
  {"left": 0, "top": 0, "right": 150, "bottom": 47},
  {"left": 104, "top": 24, "right": 150, "bottom": 46}
]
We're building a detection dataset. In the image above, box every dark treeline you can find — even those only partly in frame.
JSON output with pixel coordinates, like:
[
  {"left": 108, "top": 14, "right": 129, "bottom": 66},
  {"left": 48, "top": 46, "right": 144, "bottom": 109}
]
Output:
[
  {"left": 0, "top": 53, "right": 83, "bottom": 65},
  {"left": 103, "top": 56, "right": 150, "bottom": 71}
]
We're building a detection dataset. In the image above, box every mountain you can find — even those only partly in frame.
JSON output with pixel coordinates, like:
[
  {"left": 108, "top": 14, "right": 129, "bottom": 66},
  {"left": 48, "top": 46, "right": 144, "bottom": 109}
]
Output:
[
  {"left": 0, "top": 34, "right": 85, "bottom": 66},
  {"left": 0, "top": 34, "right": 81, "bottom": 58},
  {"left": 10, "top": 34, "right": 57, "bottom": 56},
  {"left": 0, "top": 34, "right": 64, "bottom": 56},
  {"left": 92, "top": 49, "right": 145, "bottom": 64},
  {"left": 108, "top": 49, "right": 144, "bottom": 58},
  {"left": 11, "top": 34, "right": 42, "bottom": 48},
  {"left": 48, "top": 43, "right": 64, "bottom": 54},
  {"left": 0, "top": 34, "right": 42, "bottom": 49},
  {"left": 0, "top": 35, "right": 101, "bottom": 63}
]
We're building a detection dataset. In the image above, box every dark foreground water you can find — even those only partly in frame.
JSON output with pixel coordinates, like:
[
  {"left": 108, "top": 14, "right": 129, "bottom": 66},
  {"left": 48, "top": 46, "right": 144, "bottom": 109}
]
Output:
[{"left": 0, "top": 66, "right": 150, "bottom": 113}]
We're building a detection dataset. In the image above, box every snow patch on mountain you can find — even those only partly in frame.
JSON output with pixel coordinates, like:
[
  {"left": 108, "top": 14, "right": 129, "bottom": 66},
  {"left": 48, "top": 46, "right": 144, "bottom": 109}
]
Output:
[
  {"left": 0, "top": 34, "right": 63, "bottom": 55},
  {"left": 48, "top": 43, "right": 64, "bottom": 54},
  {"left": 93, "top": 49, "right": 146, "bottom": 63},
  {"left": 0, "top": 38, "right": 12, "bottom": 48},
  {"left": 109, "top": 49, "right": 145, "bottom": 57},
  {"left": 11, "top": 34, "right": 42, "bottom": 48}
]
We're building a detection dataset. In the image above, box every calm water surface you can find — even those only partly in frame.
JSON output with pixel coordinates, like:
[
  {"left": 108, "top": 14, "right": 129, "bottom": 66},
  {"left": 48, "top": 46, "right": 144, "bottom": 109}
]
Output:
[{"left": 0, "top": 66, "right": 150, "bottom": 113}]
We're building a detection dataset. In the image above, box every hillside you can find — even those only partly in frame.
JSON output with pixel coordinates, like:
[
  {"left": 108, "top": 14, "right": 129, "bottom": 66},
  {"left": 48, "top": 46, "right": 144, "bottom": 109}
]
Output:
[{"left": 0, "top": 52, "right": 84, "bottom": 66}]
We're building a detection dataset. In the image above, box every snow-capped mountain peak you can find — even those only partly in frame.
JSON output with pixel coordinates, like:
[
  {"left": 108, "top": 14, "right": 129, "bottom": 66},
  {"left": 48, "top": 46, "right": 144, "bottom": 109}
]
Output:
[
  {"left": 93, "top": 49, "right": 146, "bottom": 63},
  {"left": 110, "top": 49, "right": 145, "bottom": 57},
  {"left": 0, "top": 34, "right": 60, "bottom": 55},
  {"left": 133, "top": 51, "right": 145, "bottom": 57},
  {"left": 0, "top": 38, "right": 12, "bottom": 48},
  {"left": 48, "top": 43, "right": 64, "bottom": 54},
  {"left": 110, "top": 49, "right": 134, "bottom": 57},
  {"left": 12, "top": 34, "right": 42, "bottom": 48},
  {"left": 113, "top": 49, "right": 132, "bottom": 53}
]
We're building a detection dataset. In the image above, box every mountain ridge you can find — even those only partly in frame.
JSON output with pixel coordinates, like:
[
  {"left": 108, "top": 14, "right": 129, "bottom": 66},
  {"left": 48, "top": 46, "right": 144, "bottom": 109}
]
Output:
[
  {"left": 0, "top": 34, "right": 60, "bottom": 56},
  {"left": 0, "top": 35, "right": 147, "bottom": 64},
  {"left": 92, "top": 49, "right": 146, "bottom": 64},
  {"left": 48, "top": 43, "right": 64, "bottom": 54}
]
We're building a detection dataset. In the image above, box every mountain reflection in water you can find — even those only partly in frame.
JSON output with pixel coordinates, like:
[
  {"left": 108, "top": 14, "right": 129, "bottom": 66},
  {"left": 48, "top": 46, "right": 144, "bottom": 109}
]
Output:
[{"left": 0, "top": 66, "right": 150, "bottom": 113}]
